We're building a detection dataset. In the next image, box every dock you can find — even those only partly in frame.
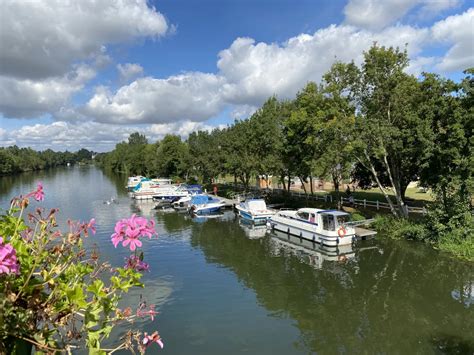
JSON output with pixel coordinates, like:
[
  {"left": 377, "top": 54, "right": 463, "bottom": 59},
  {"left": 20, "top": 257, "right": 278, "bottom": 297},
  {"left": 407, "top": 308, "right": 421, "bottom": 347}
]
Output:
[{"left": 355, "top": 227, "right": 377, "bottom": 240}]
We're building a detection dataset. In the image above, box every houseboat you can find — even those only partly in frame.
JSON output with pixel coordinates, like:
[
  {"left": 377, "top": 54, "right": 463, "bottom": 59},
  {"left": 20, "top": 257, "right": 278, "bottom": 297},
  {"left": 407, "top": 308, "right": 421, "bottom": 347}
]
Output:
[
  {"left": 268, "top": 208, "right": 355, "bottom": 247},
  {"left": 235, "top": 199, "right": 275, "bottom": 223}
]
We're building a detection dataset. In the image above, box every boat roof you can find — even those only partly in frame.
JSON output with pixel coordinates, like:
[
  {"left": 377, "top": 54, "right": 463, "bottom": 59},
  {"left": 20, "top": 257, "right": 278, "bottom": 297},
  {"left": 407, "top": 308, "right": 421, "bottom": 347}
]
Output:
[{"left": 297, "top": 208, "right": 349, "bottom": 216}]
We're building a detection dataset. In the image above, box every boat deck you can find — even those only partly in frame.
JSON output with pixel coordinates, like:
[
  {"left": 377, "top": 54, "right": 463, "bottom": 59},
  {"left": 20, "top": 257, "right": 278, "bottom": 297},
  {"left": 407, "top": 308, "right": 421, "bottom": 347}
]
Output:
[
  {"left": 355, "top": 227, "right": 377, "bottom": 240},
  {"left": 206, "top": 194, "right": 238, "bottom": 208}
]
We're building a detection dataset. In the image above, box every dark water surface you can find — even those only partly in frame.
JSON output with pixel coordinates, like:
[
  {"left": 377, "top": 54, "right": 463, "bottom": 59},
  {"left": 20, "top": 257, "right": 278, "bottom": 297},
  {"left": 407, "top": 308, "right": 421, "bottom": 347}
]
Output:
[{"left": 1, "top": 166, "right": 473, "bottom": 354}]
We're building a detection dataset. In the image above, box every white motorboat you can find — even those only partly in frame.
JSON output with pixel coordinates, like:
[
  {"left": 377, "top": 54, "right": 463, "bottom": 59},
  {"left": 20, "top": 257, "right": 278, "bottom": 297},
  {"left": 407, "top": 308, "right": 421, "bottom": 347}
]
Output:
[
  {"left": 126, "top": 175, "right": 145, "bottom": 190},
  {"left": 268, "top": 208, "right": 355, "bottom": 247},
  {"left": 172, "top": 195, "right": 192, "bottom": 210},
  {"left": 189, "top": 194, "right": 226, "bottom": 214},
  {"left": 133, "top": 181, "right": 188, "bottom": 200},
  {"left": 235, "top": 199, "right": 275, "bottom": 223}
]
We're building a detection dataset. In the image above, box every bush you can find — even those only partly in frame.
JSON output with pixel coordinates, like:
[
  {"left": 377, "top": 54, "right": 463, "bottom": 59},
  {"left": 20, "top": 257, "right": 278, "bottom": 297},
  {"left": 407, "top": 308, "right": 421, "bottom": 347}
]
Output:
[{"left": 373, "top": 215, "right": 428, "bottom": 241}]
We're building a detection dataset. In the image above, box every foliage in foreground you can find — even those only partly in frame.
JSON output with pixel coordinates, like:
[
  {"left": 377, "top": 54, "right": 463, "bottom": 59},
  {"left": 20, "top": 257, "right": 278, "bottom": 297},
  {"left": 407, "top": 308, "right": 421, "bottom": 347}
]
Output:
[{"left": 0, "top": 183, "right": 163, "bottom": 353}]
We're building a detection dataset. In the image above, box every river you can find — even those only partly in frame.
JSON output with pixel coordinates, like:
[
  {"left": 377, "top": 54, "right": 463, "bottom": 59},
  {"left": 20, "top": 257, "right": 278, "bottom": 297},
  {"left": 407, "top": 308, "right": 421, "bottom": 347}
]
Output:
[{"left": 1, "top": 166, "right": 472, "bottom": 354}]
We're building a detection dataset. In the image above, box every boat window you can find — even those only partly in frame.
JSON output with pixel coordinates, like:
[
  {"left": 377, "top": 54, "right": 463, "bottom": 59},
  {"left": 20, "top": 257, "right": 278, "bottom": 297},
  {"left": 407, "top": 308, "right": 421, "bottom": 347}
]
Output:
[
  {"left": 336, "top": 214, "right": 351, "bottom": 226},
  {"left": 309, "top": 213, "right": 316, "bottom": 223},
  {"left": 297, "top": 211, "right": 310, "bottom": 220},
  {"left": 322, "top": 214, "right": 335, "bottom": 231}
]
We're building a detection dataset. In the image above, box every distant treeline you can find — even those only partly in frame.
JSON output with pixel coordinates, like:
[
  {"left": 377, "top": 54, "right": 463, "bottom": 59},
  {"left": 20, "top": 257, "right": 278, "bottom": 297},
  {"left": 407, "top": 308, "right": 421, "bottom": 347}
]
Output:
[
  {"left": 0, "top": 146, "right": 94, "bottom": 175},
  {"left": 97, "top": 45, "right": 473, "bottom": 250}
]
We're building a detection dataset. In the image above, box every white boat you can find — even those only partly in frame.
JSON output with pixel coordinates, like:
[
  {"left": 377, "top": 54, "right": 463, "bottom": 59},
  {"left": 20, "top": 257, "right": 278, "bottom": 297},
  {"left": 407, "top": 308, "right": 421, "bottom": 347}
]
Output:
[
  {"left": 126, "top": 175, "right": 145, "bottom": 190},
  {"left": 268, "top": 208, "right": 355, "bottom": 247},
  {"left": 172, "top": 195, "right": 192, "bottom": 210},
  {"left": 133, "top": 181, "right": 188, "bottom": 200},
  {"left": 235, "top": 199, "right": 275, "bottom": 223},
  {"left": 189, "top": 194, "right": 226, "bottom": 214}
]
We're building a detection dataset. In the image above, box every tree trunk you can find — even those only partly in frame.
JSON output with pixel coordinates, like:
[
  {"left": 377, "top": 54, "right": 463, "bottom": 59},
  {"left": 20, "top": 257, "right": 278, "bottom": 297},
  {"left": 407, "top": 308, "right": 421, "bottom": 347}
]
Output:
[
  {"left": 281, "top": 173, "right": 286, "bottom": 190},
  {"left": 361, "top": 151, "right": 399, "bottom": 217},
  {"left": 382, "top": 152, "right": 408, "bottom": 217},
  {"left": 310, "top": 176, "right": 314, "bottom": 195},
  {"left": 287, "top": 175, "right": 291, "bottom": 192},
  {"left": 299, "top": 176, "right": 307, "bottom": 194}
]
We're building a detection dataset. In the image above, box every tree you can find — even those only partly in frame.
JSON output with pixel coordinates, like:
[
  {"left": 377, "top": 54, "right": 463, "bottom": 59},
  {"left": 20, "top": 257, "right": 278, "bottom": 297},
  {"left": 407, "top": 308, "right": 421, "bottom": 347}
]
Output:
[{"left": 348, "top": 45, "right": 430, "bottom": 217}]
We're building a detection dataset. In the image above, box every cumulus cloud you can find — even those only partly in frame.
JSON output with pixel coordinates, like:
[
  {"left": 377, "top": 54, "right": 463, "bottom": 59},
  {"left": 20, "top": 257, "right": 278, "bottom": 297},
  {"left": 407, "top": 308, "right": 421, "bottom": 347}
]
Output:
[
  {"left": 82, "top": 73, "right": 226, "bottom": 124},
  {"left": 0, "top": 65, "right": 96, "bottom": 118},
  {"left": 82, "top": 23, "right": 429, "bottom": 124},
  {"left": 0, "top": 0, "right": 169, "bottom": 119},
  {"left": 432, "top": 8, "right": 474, "bottom": 71},
  {"left": 0, "top": 121, "right": 216, "bottom": 152},
  {"left": 344, "top": 0, "right": 461, "bottom": 30},
  {"left": 0, "top": 0, "right": 168, "bottom": 80},
  {"left": 117, "top": 63, "right": 144, "bottom": 83}
]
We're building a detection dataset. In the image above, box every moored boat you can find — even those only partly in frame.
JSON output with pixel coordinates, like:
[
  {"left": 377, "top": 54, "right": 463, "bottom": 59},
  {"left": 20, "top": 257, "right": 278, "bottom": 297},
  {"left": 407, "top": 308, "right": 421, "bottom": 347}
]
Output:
[
  {"left": 235, "top": 199, "right": 275, "bottom": 223},
  {"left": 189, "top": 194, "right": 226, "bottom": 214},
  {"left": 268, "top": 208, "right": 355, "bottom": 247}
]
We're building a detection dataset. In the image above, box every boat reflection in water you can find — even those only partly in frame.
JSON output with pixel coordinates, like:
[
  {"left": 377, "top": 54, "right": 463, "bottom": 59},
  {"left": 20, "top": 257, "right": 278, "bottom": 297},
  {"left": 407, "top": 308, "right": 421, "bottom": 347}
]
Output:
[
  {"left": 269, "top": 229, "right": 355, "bottom": 270},
  {"left": 238, "top": 218, "right": 268, "bottom": 239},
  {"left": 190, "top": 210, "right": 236, "bottom": 223}
]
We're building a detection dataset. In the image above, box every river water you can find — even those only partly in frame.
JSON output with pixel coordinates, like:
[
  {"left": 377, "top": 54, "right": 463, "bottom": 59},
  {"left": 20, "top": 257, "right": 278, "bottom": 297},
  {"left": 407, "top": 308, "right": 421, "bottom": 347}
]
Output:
[{"left": 1, "top": 166, "right": 473, "bottom": 354}]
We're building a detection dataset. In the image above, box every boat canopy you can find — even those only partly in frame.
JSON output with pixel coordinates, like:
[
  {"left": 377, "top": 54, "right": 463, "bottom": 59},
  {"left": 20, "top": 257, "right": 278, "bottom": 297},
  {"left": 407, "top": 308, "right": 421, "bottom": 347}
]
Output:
[
  {"left": 191, "top": 194, "right": 214, "bottom": 205},
  {"left": 246, "top": 199, "right": 267, "bottom": 211}
]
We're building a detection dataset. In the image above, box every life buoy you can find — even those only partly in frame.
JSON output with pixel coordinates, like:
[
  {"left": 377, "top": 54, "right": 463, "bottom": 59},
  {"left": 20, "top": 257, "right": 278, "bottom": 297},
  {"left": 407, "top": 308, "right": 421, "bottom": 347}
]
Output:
[{"left": 338, "top": 226, "right": 346, "bottom": 238}]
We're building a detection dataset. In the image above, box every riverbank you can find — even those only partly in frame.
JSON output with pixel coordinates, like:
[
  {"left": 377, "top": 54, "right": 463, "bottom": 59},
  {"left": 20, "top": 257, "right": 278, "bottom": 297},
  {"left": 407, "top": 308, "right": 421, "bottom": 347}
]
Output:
[{"left": 211, "top": 183, "right": 474, "bottom": 262}]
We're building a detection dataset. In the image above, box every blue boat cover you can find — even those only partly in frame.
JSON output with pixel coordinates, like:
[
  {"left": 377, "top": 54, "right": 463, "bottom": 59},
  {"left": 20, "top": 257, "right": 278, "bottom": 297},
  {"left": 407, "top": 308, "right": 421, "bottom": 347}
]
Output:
[{"left": 191, "top": 195, "right": 211, "bottom": 205}]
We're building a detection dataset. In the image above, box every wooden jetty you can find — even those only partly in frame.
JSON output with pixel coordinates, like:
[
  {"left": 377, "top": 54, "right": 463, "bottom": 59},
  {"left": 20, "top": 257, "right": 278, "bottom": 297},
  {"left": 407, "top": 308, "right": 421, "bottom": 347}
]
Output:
[{"left": 355, "top": 226, "right": 377, "bottom": 240}]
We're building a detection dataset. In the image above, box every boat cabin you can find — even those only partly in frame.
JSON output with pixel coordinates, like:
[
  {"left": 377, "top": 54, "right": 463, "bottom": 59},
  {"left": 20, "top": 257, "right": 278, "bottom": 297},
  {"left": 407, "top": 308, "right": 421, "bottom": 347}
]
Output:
[{"left": 295, "top": 208, "right": 351, "bottom": 231}]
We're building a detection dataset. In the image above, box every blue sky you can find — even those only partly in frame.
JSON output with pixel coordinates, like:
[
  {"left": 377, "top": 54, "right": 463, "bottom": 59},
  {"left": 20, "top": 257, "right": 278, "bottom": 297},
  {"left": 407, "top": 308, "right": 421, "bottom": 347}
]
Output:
[{"left": 0, "top": 0, "right": 472, "bottom": 151}]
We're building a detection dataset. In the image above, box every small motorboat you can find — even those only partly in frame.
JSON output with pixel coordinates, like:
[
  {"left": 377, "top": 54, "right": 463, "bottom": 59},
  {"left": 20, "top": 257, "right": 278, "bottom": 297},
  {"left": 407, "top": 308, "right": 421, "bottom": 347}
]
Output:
[
  {"left": 235, "top": 198, "right": 275, "bottom": 223},
  {"left": 189, "top": 194, "right": 226, "bottom": 214}
]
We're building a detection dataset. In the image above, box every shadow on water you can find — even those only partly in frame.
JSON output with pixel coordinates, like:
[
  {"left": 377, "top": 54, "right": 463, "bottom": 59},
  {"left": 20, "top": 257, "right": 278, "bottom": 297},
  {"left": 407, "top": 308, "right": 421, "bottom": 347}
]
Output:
[
  {"left": 189, "top": 215, "right": 474, "bottom": 353},
  {"left": 430, "top": 333, "right": 474, "bottom": 354}
]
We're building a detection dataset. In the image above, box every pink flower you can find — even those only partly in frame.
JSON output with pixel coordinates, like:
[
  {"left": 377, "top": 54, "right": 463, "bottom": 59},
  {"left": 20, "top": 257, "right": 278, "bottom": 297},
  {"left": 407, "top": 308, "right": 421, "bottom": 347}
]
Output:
[
  {"left": 124, "top": 255, "right": 150, "bottom": 272},
  {"left": 0, "top": 237, "right": 20, "bottom": 275},
  {"left": 136, "top": 303, "right": 158, "bottom": 321},
  {"left": 142, "top": 331, "right": 163, "bottom": 350},
  {"left": 87, "top": 218, "right": 96, "bottom": 235},
  {"left": 110, "top": 214, "right": 156, "bottom": 251},
  {"left": 33, "top": 182, "right": 44, "bottom": 202}
]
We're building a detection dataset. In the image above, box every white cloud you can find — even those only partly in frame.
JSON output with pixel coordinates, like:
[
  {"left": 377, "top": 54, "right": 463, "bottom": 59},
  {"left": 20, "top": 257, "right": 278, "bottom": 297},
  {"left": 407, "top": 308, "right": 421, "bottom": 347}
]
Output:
[
  {"left": 0, "top": 0, "right": 168, "bottom": 80},
  {"left": 81, "top": 23, "right": 429, "bottom": 125},
  {"left": 432, "top": 8, "right": 474, "bottom": 71},
  {"left": 343, "top": 0, "right": 461, "bottom": 30},
  {"left": 0, "top": 121, "right": 217, "bottom": 152},
  {"left": 218, "top": 25, "right": 429, "bottom": 105},
  {"left": 83, "top": 73, "right": 226, "bottom": 124},
  {"left": 0, "top": 0, "right": 169, "bottom": 119},
  {"left": 0, "top": 65, "right": 96, "bottom": 118},
  {"left": 117, "top": 63, "right": 144, "bottom": 83}
]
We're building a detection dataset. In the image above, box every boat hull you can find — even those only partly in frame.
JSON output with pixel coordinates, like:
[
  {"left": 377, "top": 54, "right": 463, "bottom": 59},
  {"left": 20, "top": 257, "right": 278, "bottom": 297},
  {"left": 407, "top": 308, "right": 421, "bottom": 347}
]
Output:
[
  {"left": 236, "top": 208, "right": 274, "bottom": 223},
  {"left": 269, "top": 217, "right": 354, "bottom": 247}
]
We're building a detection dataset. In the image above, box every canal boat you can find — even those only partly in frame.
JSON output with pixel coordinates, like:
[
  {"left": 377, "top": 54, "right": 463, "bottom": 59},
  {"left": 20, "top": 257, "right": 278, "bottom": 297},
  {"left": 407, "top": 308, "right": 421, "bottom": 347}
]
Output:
[
  {"left": 268, "top": 208, "right": 355, "bottom": 247},
  {"left": 189, "top": 194, "right": 226, "bottom": 214},
  {"left": 235, "top": 198, "right": 275, "bottom": 223}
]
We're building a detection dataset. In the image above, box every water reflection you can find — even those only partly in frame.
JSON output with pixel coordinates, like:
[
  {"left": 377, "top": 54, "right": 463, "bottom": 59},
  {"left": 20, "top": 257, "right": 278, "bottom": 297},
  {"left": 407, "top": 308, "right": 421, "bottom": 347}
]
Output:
[
  {"left": 269, "top": 230, "right": 355, "bottom": 269},
  {"left": 238, "top": 219, "right": 268, "bottom": 239}
]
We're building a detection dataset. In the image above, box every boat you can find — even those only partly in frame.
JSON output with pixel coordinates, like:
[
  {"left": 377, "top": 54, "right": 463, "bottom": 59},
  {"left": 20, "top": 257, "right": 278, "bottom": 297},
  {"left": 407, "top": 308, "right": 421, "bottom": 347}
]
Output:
[
  {"left": 172, "top": 195, "right": 192, "bottom": 210},
  {"left": 235, "top": 198, "right": 275, "bottom": 223},
  {"left": 189, "top": 194, "right": 226, "bottom": 214},
  {"left": 126, "top": 176, "right": 145, "bottom": 190},
  {"left": 133, "top": 181, "right": 187, "bottom": 200},
  {"left": 268, "top": 208, "right": 355, "bottom": 247}
]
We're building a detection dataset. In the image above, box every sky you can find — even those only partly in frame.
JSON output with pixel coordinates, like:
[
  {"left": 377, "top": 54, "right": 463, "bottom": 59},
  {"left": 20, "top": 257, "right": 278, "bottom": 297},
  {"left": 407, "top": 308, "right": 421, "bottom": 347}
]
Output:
[{"left": 0, "top": 0, "right": 472, "bottom": 152}]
